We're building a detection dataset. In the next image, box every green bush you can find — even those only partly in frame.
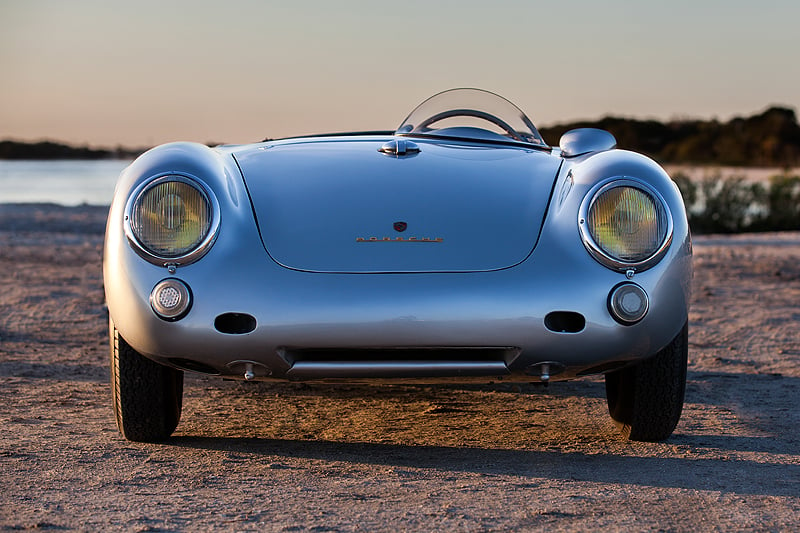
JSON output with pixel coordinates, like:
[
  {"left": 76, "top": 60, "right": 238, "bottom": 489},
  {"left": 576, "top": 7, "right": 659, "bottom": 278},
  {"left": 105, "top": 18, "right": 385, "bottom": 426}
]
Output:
[
  {"left": 762, "top": 174, "right": 800, "bottom": 231},
  {"left": 671, "top": 172, "right": 697, "bottom": 208},
  {"left": 672, "top": 172, "right": 799, "bottom": 234}
]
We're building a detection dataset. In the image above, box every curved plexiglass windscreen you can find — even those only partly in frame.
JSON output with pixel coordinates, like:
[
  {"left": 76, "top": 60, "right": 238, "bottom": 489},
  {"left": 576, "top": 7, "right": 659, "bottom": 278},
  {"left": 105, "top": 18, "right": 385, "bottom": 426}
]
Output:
[{"left": 396, "top": 88, "right": 547, "bottom": 146}]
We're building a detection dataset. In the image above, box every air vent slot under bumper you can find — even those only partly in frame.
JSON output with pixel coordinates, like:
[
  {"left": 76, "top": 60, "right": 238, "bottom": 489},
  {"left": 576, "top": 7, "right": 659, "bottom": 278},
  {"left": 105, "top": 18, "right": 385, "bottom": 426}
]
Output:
[{"left": 283, "top": 347, "right": 519, "bottom": 380}]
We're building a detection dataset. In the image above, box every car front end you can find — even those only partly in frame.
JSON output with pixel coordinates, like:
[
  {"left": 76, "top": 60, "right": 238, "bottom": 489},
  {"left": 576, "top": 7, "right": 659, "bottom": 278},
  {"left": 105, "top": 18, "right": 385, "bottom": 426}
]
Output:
[{"left": 104, "top": 88, "right": 691, "bottom": 442}]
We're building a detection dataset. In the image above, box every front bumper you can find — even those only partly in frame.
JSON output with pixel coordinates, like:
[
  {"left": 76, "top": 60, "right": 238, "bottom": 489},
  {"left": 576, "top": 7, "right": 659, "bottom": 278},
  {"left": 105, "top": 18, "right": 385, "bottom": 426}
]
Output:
[{"left": 106, "top": 235, "right": 691, "bottom": 383}]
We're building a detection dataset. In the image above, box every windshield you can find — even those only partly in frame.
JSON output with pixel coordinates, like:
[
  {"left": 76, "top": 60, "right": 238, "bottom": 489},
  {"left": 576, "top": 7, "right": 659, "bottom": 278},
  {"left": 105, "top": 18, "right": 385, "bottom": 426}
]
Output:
[{"left": 396, "top": 88, "right": 547, "bottom": 147}]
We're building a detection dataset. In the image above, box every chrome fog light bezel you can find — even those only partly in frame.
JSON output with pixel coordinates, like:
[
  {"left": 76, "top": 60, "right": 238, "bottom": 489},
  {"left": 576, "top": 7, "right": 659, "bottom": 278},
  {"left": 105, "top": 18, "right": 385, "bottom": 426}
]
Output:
[
  {"left": 608, "top": 282, "right": 649, "bottom": 325},
  {"left": 124, "top": 173, "right": 220, "bottom": 266},
  {"left": 150, "top": 278, "right": 192, "bottom": 321},
  {"left": 579, "top": 177, "right": 673, "bottom": 272}
]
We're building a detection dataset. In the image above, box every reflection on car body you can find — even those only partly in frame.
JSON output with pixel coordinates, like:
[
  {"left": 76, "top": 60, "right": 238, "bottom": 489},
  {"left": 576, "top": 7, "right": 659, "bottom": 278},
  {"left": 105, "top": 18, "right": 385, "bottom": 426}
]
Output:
[{"left": 104, "top": 89, "right": 691, "bottom": 443}]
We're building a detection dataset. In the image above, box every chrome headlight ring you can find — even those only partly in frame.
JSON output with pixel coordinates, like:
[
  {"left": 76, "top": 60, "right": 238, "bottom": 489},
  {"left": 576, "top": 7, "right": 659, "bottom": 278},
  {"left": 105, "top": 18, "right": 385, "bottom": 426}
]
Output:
[
  {"left": 124, "top": 173, "right": 221, "bottom": 267},
  {"left": 578, "top": 177, "right": 673, "bottom": 273}
]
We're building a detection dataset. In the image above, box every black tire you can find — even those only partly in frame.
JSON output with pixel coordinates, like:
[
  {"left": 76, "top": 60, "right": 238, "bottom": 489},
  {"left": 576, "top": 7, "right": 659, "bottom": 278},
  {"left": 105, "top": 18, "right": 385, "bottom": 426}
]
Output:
[
  {"left": 605, "top": 322, "right": 688, "bottom": 442},
  {"left": 110, "top": 319, "right": 183, "bottom": 442}
]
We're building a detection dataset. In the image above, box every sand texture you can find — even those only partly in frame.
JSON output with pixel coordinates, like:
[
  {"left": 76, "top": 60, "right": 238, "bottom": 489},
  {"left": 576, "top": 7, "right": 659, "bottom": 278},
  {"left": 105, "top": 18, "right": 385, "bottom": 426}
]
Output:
[{"left": 1, "top": 203, "right": 799, "bottom": 531}]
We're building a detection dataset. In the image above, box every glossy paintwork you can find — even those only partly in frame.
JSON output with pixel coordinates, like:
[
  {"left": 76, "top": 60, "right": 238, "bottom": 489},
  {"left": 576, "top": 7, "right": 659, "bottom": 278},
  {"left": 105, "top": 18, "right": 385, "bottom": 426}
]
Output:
[
  {"left": 104, "top": 132, "right": 691, "bottom": 384},
  {"left": 234, "top": 137, "right": 561, "bottom": 273}
]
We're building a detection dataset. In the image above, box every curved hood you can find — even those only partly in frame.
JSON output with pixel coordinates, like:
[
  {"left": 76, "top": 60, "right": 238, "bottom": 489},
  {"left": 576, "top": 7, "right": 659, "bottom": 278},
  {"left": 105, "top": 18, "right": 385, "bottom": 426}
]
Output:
[{"left": 233, "top": 137, "right": 561, "bottom": 273}]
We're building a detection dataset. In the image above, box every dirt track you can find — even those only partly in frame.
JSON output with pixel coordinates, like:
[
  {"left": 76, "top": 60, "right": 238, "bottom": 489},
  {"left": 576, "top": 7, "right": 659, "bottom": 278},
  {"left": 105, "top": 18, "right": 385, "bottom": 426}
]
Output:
[{"left": 1, "top": 204, "right": 798, "bottom": 531}]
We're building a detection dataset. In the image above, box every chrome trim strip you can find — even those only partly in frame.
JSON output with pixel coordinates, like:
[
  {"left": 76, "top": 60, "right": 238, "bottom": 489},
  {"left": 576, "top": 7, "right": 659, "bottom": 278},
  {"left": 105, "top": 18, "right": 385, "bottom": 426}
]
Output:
[
  {"left": 578, "top": 177, "right": 674, "bottom": 273},
  {"left": 286, "top": 361, "right": 509, "bottom": 380},
  {"left": 123, "top": 173, "right": 221, "bottom": 267}
]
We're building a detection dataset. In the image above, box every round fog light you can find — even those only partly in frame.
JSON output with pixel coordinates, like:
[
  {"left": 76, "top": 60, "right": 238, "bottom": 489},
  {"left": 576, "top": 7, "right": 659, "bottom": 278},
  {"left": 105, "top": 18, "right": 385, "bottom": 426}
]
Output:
[
  {"left": 608, "top": 283, "right": 649, "bottom": 325},
  {"left": 150, "top": 278, "right": 192, "bottom": 320}
]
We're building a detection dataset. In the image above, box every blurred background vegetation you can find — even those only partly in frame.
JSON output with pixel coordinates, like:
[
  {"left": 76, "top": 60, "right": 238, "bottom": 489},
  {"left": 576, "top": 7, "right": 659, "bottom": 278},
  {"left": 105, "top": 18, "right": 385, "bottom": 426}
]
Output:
[
  {"left": 539, "top": 106, "right": 800, "bottom": 167},
  {"left": 0, "top": 140, "right": 144, "bottom": 160},
  {"left": 542, "top": 105, "right": 800, "bottom": 234},
  {"left": 6, "top": 104, "right": 800, "bottom": 166},
  {"left": 672, "top": 173, "right": 800, "bottom": 234},
  {"left": 3, "top": 105, "right": 800, "bottom": 234}
]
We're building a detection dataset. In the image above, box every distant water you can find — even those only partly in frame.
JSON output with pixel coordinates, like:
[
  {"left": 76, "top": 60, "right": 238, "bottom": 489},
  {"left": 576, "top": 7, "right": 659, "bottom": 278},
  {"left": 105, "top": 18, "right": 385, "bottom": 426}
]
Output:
[{"left": 0, "top": 160, "right": 130, "bottom": 206}]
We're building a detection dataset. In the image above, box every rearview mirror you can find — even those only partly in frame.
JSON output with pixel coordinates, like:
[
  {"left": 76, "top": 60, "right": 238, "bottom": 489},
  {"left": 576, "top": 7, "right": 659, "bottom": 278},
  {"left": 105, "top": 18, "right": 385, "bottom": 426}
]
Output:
[{"left": 559, "top": 128, "right": 617, "bottom": 157}]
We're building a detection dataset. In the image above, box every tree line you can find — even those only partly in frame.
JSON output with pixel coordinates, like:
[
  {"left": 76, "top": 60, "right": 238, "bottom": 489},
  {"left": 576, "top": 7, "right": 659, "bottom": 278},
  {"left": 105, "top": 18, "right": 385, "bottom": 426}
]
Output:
[
  {"left": 540, "top": 106, "right": 800, "bottom": 167},
  {"left": 0, "top": 140, "right": 143, "bottom": 160},
  {"left": 5, "top": 105, "right": 800, "bottom": 165}
]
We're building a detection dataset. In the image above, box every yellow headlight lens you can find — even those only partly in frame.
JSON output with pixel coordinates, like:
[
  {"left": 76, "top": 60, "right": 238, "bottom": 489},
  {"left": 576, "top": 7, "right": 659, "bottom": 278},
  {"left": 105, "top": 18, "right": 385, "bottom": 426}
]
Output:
[
  {"left": 131, "top": 178, "right": 213, "bottom": 258},
  {"left": 587, "top": 186, "right": 667, "bottom": 263}
]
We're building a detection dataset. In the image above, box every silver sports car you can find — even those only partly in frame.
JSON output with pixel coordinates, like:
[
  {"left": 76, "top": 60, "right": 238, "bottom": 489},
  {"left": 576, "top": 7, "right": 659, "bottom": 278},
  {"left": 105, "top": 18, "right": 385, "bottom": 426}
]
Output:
[{"left": 104, "top": 89, "right": 692, "bottom": 443}]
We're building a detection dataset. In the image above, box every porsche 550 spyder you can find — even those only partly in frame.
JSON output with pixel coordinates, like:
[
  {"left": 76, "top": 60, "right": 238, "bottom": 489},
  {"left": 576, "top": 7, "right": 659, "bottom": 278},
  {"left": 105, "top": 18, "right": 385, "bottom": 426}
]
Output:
[{"left": 104, "top": 88, "right": 691, "bottom": 443}]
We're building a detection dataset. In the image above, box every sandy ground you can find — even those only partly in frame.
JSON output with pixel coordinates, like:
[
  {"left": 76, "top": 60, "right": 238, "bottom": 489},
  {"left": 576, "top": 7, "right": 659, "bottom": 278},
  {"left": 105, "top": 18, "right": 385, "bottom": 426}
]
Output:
[{"left": 0, "top": 203, "right": 798, "bottom": 532}]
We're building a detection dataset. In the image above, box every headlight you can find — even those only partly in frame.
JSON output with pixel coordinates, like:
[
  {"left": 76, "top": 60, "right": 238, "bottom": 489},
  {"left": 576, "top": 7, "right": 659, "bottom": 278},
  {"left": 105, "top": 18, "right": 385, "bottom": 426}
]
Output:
[
  {"left": 125, "top": 174, "right": 219, "bottom": 265},
  {"left": 579, "top": 178, "right": 672, "bottom": 272}
]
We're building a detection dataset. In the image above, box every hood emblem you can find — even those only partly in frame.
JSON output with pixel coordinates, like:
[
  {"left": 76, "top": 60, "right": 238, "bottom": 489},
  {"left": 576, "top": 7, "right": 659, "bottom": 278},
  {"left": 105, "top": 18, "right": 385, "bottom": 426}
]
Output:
[
  {"left": 357, "top": 220, "right": 442, "bottom": 242},
  {"left": 358, "top": 221, "right": 441, "bottom": 242}
]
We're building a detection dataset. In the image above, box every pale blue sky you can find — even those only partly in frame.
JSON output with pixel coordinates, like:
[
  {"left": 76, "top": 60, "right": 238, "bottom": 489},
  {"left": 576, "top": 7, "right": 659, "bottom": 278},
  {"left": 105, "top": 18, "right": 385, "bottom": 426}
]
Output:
[{"left": 1, "top": 0, "right": 799, "bottom": 146}]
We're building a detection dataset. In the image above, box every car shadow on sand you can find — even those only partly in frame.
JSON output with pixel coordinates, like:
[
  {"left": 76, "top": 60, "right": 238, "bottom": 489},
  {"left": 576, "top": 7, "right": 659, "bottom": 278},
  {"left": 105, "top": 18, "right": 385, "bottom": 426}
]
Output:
[
  {"left": 163, "top": 372, "right": 800, "bottom": 498},
  {"left": 167, "top": 434, "right": 799, "bottom": 498},
  {"left": 0, "top": 361, "right": 107, "bottom": 382}
]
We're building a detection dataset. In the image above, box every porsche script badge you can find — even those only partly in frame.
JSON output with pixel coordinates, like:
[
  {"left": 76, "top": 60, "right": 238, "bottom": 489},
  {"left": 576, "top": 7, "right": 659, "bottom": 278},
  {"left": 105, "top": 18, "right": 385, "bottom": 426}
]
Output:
[{"left": 356, "top": 237, "right": 443, "bottom": 243}]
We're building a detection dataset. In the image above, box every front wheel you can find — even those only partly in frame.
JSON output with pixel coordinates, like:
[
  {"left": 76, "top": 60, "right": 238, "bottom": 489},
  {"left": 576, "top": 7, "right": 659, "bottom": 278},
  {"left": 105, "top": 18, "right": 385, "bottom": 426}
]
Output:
[
  {"left": 605, "top": 322, "right": 688, "bottom": 442},
  {"left": 110, "top": 319, "right": 183, "bottom": 442}
]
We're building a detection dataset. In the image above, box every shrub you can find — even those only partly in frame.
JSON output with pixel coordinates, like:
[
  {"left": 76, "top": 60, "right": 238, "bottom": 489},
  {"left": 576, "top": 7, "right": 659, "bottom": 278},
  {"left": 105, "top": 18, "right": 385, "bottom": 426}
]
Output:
[
  {"left": 672, "top": 172, "right": 697, "bottom": 208},
  {"left": 694, "top": 175, "right": 766, "bottom": 233},
  {"left": 762, "top": 174, "right": 800, "bottom": 231},
  {"left": 670, "top": 172, "right": 800, "bottom": 234}
]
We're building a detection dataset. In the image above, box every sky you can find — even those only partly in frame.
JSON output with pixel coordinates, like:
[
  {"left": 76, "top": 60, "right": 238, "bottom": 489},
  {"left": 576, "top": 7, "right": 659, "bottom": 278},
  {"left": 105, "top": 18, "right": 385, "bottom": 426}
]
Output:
[{"left": 2, "top": 0, "right": 800, "bottom": 147}]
